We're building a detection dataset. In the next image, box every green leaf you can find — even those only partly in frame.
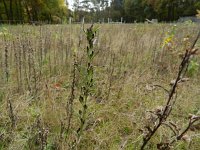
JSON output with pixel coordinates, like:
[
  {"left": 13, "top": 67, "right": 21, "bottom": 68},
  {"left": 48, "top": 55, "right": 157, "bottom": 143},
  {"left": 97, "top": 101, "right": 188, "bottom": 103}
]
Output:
[
  {"left": 79, "top": 110, "right": 82, "bottom": 115},
  {"left": 79, "top": 96, "right": 84, "bottom": 103},
  {"left": 188, "top": 59, "right": 199, "bottom": 76}
]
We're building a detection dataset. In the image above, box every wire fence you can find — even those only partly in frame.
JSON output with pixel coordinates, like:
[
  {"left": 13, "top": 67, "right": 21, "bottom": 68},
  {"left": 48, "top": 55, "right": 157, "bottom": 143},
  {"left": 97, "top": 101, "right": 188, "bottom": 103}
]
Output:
[{"left": 0, "top": 19, "right": 125, "bottom": 25}]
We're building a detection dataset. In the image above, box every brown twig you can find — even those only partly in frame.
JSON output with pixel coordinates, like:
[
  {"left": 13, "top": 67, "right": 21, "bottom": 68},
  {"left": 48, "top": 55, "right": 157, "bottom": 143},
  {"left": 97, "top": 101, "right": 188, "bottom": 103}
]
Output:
[
  {"left": 176, "top": 116, "right": 200, "bottom": 141},
  {"left": 66, "top": 53, "right": 77, "bottom": 135},
  {"left": 141, "top": 29, "right": 200, "bottom": 150},
  {"left": 7, "top": 98, "right": 16, "bottom": 129}
]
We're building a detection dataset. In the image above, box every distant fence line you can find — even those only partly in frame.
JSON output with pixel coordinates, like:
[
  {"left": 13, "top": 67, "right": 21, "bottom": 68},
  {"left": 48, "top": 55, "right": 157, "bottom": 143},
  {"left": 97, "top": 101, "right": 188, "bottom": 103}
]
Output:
[
  {"left": 0, "top": 20, "right": 109, "bottom": 25},
  {"left": 0, "top": 17, "right": 125, "bottom": 25},
  {"left": 1, "top": 17, "right": 200, "bottom": 25}
]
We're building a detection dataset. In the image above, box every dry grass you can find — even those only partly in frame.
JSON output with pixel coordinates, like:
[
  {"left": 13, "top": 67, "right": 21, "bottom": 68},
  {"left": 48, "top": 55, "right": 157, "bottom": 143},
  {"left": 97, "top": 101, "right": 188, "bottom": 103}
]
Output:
[{"left": 0, "top": 23, "right": 199, "bottom": 149}]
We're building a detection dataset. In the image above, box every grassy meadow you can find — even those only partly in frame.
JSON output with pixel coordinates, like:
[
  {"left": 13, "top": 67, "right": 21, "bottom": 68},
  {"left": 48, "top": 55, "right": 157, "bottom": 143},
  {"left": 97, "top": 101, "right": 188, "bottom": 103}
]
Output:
[{"left": 0, "top": 23, "right": 200, "bottom": 150}]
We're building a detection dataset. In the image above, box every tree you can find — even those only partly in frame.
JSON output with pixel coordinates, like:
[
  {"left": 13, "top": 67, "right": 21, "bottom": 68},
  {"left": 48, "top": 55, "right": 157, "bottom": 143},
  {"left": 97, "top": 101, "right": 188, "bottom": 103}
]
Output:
[
  {"left": 9, "top": 0, "right": 13, "bottom": 21},
  {"left": 2, "top": 0, "right": 9, "bottom": 20},
  {"left": 110, "top": 0, "right": 123, "bottom": 21},
  {"left": 0, "top": 0, "right": 68, "bottom": 23},
  {"left": 124, "top": 0, "right": 145, "bottom": 22}
]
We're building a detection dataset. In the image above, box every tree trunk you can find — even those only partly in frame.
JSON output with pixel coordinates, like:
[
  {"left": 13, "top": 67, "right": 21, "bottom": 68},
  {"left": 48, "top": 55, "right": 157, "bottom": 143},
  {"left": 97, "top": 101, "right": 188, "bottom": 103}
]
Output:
[
  {"left": 30, "top": 1, "right": 38, "bottom": 21},
  {"left": 24, "top": 1, "right": 32, "bottom": 22},
  {"left": 9, "top": 0, "right": 13, "bottom": 22},
  {"left": 15, "top": 0, "right": 20, "bottom": 22},
  {"left": 18, "top": 0, "right": 24, "bottom": 23},
  {"left": 2, "top": 0, "right": 9, "bottom": 20},
  {"left": 0, "top": 14, "right": 3, "bottom": 22}
]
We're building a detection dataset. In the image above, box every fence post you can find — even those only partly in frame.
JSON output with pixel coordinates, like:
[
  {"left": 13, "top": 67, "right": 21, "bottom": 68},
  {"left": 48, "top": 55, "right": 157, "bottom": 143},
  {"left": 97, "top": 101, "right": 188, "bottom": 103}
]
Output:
[
  {"left": 82, "top": 17, "right": 85, "bottom": 24},
  {"left": 69, "top": 17, "right": 72, "bottom": 24}
]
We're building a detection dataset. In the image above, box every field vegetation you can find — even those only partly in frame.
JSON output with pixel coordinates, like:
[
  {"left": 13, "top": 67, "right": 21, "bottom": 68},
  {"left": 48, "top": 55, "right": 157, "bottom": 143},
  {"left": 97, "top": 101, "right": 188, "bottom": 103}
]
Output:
[{"left": 0, "top": 23, "right": 200, "bottom": 149}]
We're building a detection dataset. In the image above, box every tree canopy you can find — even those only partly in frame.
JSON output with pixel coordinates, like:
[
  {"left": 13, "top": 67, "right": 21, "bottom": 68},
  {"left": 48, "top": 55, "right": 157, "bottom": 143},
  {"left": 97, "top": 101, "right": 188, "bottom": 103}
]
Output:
[
  {"left": 0, "top": 0, "right": 200, "bottom": 23},
  {"left": 0, "top": 0, "right": 68, "bottom": 23},
  {"left": 73, "top": 0, "right": 200, "bottom": 22}
]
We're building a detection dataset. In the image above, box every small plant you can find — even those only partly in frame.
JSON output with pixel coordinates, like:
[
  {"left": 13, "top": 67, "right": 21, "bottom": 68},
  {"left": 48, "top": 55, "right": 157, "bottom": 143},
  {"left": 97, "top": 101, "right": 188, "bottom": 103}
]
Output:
[
  {"left": 187, "top": 59, "right": 199, "bottom": 77},
  {"left": 4, "top": 43, "right": 9, "bottom": 83},
  {"left": 72, "top": 24, "right": 98, "bottom": 148},
  {"left": 156, "top": 25, "right": 177, "bottom": 73},
  {"left": 26, "top": 117, "right": 49, "bottom": 150},
  {"left": 141, "top": 30, "right": 200, "bottom": 149},
  {"left": 7, "top": 98, "right": 16, "bottom": 129},
  {"left": 2, "top": 27, "right": 9, "bottom": 83},
  {"left": 65, "top": 48, "right": 77, "bottom": 138},
  {"left": 162, "top": 25, "right": 176, "bottom": 49}
]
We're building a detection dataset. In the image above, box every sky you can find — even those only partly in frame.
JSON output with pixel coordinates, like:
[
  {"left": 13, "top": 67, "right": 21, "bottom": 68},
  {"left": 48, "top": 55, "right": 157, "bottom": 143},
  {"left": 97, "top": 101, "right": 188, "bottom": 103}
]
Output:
[
  {"left": 67, "top": 0, "right": 111, "bottom": 10},
  {"left": 67, "top": 0, "right": 74, "bottom": 10}
]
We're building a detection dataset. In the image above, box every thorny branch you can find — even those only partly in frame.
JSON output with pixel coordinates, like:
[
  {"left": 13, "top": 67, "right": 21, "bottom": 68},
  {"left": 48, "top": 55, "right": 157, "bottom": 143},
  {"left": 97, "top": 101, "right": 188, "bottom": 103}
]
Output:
[
  {"left": 176, "top": 115, "right": 200, "bottom": 142},
  {"left": 141, "top": 30, "right": 200, "bottom": 150}
]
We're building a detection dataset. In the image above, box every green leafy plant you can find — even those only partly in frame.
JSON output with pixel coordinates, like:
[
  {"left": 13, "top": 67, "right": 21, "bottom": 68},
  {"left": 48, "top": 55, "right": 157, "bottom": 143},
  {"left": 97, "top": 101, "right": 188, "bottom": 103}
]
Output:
[
  {"left": 188, "top": 59, "right": 199, "bottom": 76},
  {"left": 72, "top": 24, "right": 98, "bottom": 148}
]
